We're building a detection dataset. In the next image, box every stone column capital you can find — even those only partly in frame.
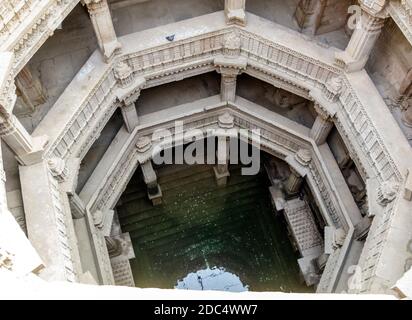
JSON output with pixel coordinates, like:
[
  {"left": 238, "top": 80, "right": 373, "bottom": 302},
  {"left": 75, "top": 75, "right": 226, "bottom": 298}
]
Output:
[{"left": 359, "top": 0, "right": 389, "bottom": 19}]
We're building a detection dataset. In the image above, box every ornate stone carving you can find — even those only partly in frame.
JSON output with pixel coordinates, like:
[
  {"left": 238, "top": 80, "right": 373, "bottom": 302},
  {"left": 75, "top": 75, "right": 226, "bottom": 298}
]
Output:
[
  {"left": 114, "top": 61, "right": 134, "bottom": 88},
  {"left": 47, "top": 157, "right": 68, "bottom": 182},
  {"left": 136, "top": 136, "right": 152, "bottom": 153},
  {"left": 295, "top": 148, "right": 312, "bottom": 167},
  {"left": 218, "top": 112, "right": 234, "bottom": 129},
  {"left": 322, "top": 76, "right": 342, "bottom": 103},
  {"left": 377, "top": 180, "right": 399, "bottom": 206},
  {"left": 222, "top": 31, "right": 241, "bottom": 57}
]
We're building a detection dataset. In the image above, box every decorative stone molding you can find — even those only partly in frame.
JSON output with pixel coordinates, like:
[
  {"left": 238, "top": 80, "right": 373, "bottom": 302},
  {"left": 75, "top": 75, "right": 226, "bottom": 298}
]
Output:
[
  {"left": 36, "top": 25, "right": 341, "bottom": 163},
  {"left": 218, "top": 112, "right": 235, "bottom": 129},
  {"left": 222, "top": 31, "right": 242, "bottom": 57},
  {"left": 377, "top": 180, "right": 400, "bottom": 206},
  {"left": 47, "top": 157, "right": 68, "bottom": 182},
  {"left": 322, "top": 76, "right": 342, "bottom": 103},
  {"left": 388, "top": 0, "right": 412, "bottom": 47},
  {"left": 1, "top": 0, "right": 80, "bottom": 74},
  {"left": 114, "top": 61, "right": 134, "bottom": 88},
  {"left": 136, "top": 136, "right": 152, "bottom": 153},
  {"left": 295, "top": 148, "right": 312, "bottom": 167},
  {"left": 117, "top": 77, "right": 146, "bottom": 106}
]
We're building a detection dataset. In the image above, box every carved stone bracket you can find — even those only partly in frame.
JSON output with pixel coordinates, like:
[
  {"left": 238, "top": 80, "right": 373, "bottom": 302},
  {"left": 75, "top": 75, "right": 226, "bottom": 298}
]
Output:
[{"left": 377, "top": 180, "right": 400, "bottom": 206}]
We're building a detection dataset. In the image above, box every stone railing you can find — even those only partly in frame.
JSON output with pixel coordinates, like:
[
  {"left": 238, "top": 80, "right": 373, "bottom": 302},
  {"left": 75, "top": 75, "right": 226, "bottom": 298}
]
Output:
[
  {"left": 388, "top": 0, "right": 412, "bottom": 46},
  {"left": 0, "top": 0, "right": 79, "bottom": 74},
  {"left": 34, "top": 13, "right": 340, "bottom": 165}
]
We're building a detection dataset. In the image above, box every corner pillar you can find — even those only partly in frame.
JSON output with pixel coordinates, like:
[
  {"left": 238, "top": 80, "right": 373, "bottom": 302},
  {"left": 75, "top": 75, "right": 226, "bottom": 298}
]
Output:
[
  {"left": 335, "top": 1, "right": 388, "bottom": 71},
  {"left": 83, "top": 0, "right": 121, "bottom": 62}
]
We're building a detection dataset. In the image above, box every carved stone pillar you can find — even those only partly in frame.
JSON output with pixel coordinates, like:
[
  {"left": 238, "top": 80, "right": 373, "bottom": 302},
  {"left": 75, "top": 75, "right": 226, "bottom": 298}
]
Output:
[
  {"left": 310, "top": 103, "right": 334, "bottom": 145},
  {"left": 294, "top": 0, "right": 327, "bottom": 35},
  {"left": 220, "top": 72, "right": 238, "bottom": 102},
  {"left": 0, "top": 114, "right": 48, "bottom": 165},
  {"left": 225, "top": 0, "right": 246, "bottom": 26},
  {"left": 335, "top": 0, "right": 388, "bottom": 71},
  {"left": 83, "top": 0, "right": 121, "bottom": 62},
  {"left": 215, "top": 32, "right": 247, "bottom": 102}
]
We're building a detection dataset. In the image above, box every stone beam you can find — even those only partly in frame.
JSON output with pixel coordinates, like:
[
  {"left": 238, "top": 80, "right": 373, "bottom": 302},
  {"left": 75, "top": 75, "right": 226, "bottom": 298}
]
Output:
[
  {"left": 225, "top": 0, "right": 246, "bottom": 26},
  {"left": 335, "top": 0, "right": 388, "bottom": 71},
  {"left": 19, "top": 160, "right": 79, "bottom": 282},
  {"left": 294, "top": 0, "right": 327, "bottom": 35},
  {"left": 83, "top": 0, "right": 121, "bottom": 62}
]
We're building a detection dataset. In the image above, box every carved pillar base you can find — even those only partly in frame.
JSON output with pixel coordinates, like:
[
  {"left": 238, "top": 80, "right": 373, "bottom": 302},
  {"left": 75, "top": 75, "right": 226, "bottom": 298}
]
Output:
[{"left": 225, "top": 0, "right": 246, "bottom": 26}]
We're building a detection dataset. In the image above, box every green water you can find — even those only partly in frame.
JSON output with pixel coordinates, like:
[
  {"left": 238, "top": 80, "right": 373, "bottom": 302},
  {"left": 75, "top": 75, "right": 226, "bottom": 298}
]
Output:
[{"left": 116, "top": 164, "right": 312, "bottom": 293}]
